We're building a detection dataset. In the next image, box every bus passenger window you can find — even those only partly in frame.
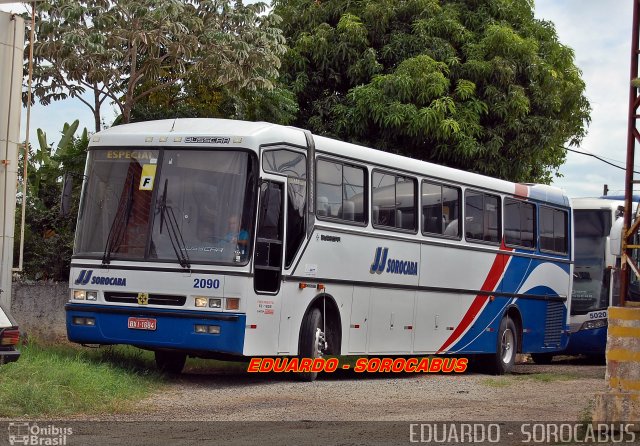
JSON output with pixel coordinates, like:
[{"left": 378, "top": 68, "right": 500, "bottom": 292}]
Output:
[
  {"left": 316, "top": 159, "right": 366, "bottom": 224},
  {"left": 504, "top": 198, "right": 536, "bottom": 249},
  {"left": 372, "top": 171, "right": 417, "bottom": 231},
  {"left": 540, "top": 206, "right": 568, "bottom": 254},
  {"left": 422, "top": 181, "right": 461, "bottom": 238},
  {"left": 465, "top": 190, "right": 501, "bottom": 244}
]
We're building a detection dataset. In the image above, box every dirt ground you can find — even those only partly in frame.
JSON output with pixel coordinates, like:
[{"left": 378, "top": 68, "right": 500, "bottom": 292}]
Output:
[{"left": 103, "top": 356, "right": 606, "bottom": 422}]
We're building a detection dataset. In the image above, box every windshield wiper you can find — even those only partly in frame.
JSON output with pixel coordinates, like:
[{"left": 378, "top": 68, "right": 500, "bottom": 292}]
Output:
[
  {"left": 102, "top": 176, "right": 135, "bottom": 265},
  {"left": 157, "top": 179, "right": 191, "bottom": 269}
]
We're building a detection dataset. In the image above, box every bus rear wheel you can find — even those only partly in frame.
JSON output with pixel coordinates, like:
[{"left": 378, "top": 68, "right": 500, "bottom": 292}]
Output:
[
  {"left": 488, "top": 316, "right": 518, "bottom": 375},
  {"left": 155, "top": 350, "right": 187, "bottom": 374},
  {"left": 296, "top": 308, "right": 327, "bottom": 382}
]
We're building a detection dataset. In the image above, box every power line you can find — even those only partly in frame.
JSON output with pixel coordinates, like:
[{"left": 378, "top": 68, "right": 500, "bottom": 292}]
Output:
[
  {"left": 565, "top": 147, "right": 640, "bottom": 175},
  {"left": 578, "top": 148, "right": 640, "bottom": 171}
]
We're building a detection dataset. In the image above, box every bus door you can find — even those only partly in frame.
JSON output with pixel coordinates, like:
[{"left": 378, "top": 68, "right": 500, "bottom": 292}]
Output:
[{"left": 254, "top": 181, "right": 284, "bottom": 294}]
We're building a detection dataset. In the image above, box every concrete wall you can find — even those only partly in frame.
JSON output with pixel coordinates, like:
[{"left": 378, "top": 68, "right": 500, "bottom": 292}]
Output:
[
  {"left": 593, "top": 306, "right": 640, "bottom": 428},
  {"left": 11, "top": 281, "right": 69, "bottom": 341}
]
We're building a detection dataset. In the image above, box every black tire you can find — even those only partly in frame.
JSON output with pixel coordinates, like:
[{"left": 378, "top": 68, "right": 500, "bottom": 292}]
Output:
[
  {"left": 296, "top": 308, "right": 325, "bottom": 382},
  {"left": 155, "top": 350, "right": 187, "bottom": 374},
  {"left": 487, "top": 316, "right": 518, "bottom": 375},
  {"left": 530, "top": 353, "right": 554, "bottom": 365}
]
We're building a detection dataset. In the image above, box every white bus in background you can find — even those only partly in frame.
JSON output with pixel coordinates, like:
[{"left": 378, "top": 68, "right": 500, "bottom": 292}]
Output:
[
  {"left": 66, "top": 118, "right": 573, "bottom": 380},
  {"left": 531, "top": 197, "right": 623, "bottom": 364}
]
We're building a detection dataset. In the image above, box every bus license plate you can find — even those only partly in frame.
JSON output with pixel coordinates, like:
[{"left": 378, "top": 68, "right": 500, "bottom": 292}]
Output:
[{"left": 128, "top": 317, "right": 157, "bottom": 331}]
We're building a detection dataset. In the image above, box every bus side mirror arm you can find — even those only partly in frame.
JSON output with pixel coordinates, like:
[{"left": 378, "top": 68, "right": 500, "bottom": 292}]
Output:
[
  {"left": 59, "top": 173, "right": 73, "bottom": 217},
  {"left": 610, "top": 217, "right": 623, "bottom": 257}
]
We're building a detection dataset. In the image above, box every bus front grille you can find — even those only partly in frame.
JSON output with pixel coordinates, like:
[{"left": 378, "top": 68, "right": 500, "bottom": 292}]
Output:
[{"left": 104, "top": 292, "right": 186, "bottom": 306}]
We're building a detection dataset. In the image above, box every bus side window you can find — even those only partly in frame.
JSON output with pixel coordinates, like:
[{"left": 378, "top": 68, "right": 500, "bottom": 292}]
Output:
[
  {"left": 422, "top": 180, "right": 461, "bottom": 238},
  {"left": 372, "top": 171, "right": 417, "bottom": 231},
  {"left": 539, "top": 206, "right": 568, "bottom": 254},
  {"left": 504, "top": 198, "right": 536, "bottom": 249},
  {"left": 316, "top": 159, "right": 366, "bottom": 224},
  {"left": 465, "top": 190, "right": 501, "bottom": 244}
]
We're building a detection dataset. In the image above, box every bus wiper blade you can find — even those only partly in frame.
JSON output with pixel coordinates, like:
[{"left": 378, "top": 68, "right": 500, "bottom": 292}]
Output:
[
  {"left": 102, "top": 176, "right": 135, "bottom": 265},
  {"left": 157, "top": 179, "right": 191, "bottom": 269}
]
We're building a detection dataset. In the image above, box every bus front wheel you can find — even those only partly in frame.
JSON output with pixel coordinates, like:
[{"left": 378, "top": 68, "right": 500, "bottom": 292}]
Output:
[
  {"left": 296, "top": 307, "right": 326, "bottom": 382},
  {"left": 155, "top": 350, "right": 187, "bottom": 374}
]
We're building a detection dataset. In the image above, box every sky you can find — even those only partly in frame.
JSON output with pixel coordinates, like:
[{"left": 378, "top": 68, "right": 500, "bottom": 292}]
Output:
[{"left": 0, "top": 0, "right": 635, "bottom": 199}]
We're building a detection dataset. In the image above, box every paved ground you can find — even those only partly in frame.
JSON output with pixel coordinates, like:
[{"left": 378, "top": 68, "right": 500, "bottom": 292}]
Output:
[{"left": 108, "top": 356, "right": 606, "bottom": 422}]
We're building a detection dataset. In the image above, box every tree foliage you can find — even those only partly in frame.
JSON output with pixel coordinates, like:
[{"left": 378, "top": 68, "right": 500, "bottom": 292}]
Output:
[
  {"left": 29, "top": 0, "right": 287, "bottom": 131},
  {"left": 126, "top": 73, "right": 299, "bottom": 125},
  {"left": 275, "top": 0, "right": 590, "bottom": 183},
  {"left": 15, "top": 122, "right": 89, "bottom": 281}
]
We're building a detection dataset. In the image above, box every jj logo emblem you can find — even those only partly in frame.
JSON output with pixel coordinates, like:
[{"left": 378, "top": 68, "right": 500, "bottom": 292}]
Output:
[{"left": 370, "top": 247, "right": 389, "bottom": 274}]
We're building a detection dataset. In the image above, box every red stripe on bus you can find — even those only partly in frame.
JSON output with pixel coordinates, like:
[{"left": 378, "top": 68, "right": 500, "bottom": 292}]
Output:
[
  {"left": 515, "top": 183, "right": 529, "bottom": 198},
  {"left": 437, "top": 245, "right": 513, "bottom": 353}
]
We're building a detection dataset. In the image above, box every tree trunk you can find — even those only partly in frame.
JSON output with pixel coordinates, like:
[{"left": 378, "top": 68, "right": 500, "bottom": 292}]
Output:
[{"left": 93, "top": 84, "right": 102, "bottom": 132}]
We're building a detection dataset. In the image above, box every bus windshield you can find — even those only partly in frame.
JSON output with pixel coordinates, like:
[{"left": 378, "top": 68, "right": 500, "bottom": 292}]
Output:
[
  {"left": 571, "top": 209, "right": 612, "bottom": 315},
  {"left": 74, "top": 148, "right": 256, "bottom": 265}
]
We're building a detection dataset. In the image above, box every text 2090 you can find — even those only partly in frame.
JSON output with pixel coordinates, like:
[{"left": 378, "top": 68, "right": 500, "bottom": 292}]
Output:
[{"left": 193, "top": 278, "right": 220, "bottom": 289}]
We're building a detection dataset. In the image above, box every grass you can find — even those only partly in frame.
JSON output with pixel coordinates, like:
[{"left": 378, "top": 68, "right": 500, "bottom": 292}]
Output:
[
  {"left": 526, "top": 372, "right": 578, "bottom": 383},
  {"left": 482, "top": 372, "right": 579, "bottom": 388},
  {"left": 0, "top": 342, "right": 165, "bottom": 417},
  {"left": 482, "top": 377, "right": 513, "bottom": 387}
]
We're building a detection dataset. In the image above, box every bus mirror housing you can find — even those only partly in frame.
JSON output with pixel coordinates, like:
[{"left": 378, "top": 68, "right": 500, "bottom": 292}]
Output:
[{"left": 610, "top": 216, "right": 623, "bottom": 257}]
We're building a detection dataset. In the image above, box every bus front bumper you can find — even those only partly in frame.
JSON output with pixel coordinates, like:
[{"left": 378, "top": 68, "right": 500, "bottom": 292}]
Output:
[
  {"left": 65, "top": 303, "right": 245, "bottom": 355},
  {"left": 564, "top": 325, "right": 607, "bottom": 355}
]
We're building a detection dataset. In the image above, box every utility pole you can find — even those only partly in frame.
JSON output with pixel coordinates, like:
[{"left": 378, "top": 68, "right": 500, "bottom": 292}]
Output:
[{"left": 620, "top": 0, "right": 640, "bottom": 307}]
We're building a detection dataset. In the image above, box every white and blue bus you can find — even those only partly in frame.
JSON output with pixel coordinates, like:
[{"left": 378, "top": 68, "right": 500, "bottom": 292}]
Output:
[{"left": 66, "top": 119, "right": 572, "bottom": 379}]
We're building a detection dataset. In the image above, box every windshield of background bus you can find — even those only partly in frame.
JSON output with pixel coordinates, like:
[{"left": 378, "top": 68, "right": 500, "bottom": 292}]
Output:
[
  {"left": 74, "top": 149, "right": 254, "bottom": 265},
  {"left": 571, "top": 209, "right": 612, "bottom": 315}
]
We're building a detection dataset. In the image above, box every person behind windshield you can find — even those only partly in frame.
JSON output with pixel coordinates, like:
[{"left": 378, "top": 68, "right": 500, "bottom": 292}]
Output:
[{"left": 225, "top": 214, "right": 249, "bottom": 258}]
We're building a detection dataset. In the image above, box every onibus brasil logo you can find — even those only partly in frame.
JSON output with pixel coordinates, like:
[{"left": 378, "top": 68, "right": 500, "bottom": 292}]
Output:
[
  {"left": 369, "top": 247, "right": 418, "bottom": 276},
  {"left": 8, "top": 422, "right": 73, "bottom": 446}
]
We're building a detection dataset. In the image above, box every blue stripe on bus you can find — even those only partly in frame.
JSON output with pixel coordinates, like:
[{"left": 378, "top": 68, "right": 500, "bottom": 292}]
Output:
[
  {"left": 66, "top": 304, "right": 245, "bottom": 355},
  {"left": 448, "top": 254, "right": 569, "bottom": 354}
]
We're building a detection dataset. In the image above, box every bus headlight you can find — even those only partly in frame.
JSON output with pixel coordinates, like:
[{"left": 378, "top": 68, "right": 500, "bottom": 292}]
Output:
[
  {"left": 209, "top": 298, "right": 222, "bottom": 309},
  {"left": 86, "top": 291, "right": 98, "bottom": 301},
  {"left": 195, "top": 297, "right": 208, "bottom": 308},
  {"left": 581, "top": 319, "right": 607, "bottom": 331},
  {"left": 73, "top": 290, "right": 86, "bottom": 300}
]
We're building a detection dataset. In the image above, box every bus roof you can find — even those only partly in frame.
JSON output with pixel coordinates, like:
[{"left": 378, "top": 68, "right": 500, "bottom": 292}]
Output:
[
  {"left": 92, "top": 118, "right": 569, "bottom": 207},
  {"left": 571, "top": 197, "right": 625, "bottom": 210}
]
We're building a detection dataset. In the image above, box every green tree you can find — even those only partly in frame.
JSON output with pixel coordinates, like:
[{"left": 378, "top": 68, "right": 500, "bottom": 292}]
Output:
[
  {"left": 29, "top": 0, "right": 287, "bottom": 131},
  {"left": 15, "top": 121, "right": 89, "bottom": 281},
  {"left": 126, "top": 75, "right": 299, "bottom": 125},
  {"left": 275, "top": 0, "right": 590, "bottom": 183}
]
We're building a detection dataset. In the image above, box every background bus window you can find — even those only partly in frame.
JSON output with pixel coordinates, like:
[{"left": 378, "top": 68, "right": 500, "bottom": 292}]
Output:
[
  {"left": 316, "top": 159, "right": 365, "bottom": 223},
  {"left": 465, "top": 190, "right": 500, "bottom": 243},
  {"left": 372, "top": 171, "right": 417, "bottom": 231},
  {"left": 422, "top": 181, "right": 461, "bottom": 237},
  {"left": 504, "top": 198, "right": 536, "bottom": 248},
  {"left": 540, "top": 206, "right": 568, "bottom": 254},
  {"left": 572, "top": 209, "right": 612, "bottom": 314}
]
